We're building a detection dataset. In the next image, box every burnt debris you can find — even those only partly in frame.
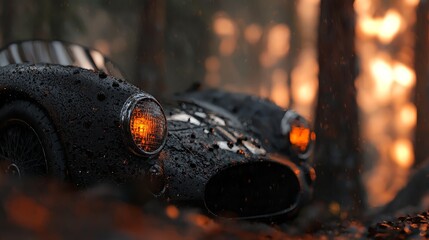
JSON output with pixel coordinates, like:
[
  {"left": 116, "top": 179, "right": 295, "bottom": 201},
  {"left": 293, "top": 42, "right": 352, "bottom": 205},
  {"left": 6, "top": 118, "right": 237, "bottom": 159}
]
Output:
[{"left": 368, "top": 211, "right": 429, "bottom": 239}]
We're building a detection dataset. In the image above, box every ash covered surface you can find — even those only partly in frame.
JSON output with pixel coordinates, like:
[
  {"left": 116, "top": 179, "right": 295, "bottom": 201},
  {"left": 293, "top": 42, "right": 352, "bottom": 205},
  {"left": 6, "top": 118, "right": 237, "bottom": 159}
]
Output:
[{"left": 0, "top": 177, "right": 426, "bottom": 239}]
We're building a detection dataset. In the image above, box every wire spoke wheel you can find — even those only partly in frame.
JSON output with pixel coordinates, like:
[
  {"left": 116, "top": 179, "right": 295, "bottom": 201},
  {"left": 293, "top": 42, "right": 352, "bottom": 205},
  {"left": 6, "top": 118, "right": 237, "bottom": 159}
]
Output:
[{"left": 0, "top": 119, "right": 48, "bottom": 177}]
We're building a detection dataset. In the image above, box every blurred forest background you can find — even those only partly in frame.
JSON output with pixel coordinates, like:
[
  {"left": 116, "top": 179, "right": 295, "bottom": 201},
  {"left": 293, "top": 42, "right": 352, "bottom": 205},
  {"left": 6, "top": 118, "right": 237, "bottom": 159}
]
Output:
[{"left": 0, "top": 0, "right": 428, "bottom": 216}]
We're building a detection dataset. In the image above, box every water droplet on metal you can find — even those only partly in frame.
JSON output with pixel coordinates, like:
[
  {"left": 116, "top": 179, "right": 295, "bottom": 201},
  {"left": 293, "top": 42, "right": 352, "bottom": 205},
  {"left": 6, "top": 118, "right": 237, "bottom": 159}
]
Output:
[
  {"left": 98, "top": 71, "right": 107, "bottom": 79},
  {"left": 150, "top": 164, "right": 162, "bottom": 175},
  {"left": 97, "top": 92, "right": 106, "bottom": 101}
]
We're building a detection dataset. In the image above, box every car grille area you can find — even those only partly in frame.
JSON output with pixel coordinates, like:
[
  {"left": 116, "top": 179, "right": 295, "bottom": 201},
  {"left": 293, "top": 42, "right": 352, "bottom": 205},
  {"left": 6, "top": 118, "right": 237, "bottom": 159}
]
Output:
[{"left": 204, "top": 161, "right": 301, "bottom": 219}]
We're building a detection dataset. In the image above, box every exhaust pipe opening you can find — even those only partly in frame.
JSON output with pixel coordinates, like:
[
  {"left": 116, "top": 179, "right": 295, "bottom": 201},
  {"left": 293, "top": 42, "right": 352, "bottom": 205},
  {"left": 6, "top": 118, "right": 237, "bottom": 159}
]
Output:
[{"left": 204, "top": 161, "right": 301, "bottom": 219}]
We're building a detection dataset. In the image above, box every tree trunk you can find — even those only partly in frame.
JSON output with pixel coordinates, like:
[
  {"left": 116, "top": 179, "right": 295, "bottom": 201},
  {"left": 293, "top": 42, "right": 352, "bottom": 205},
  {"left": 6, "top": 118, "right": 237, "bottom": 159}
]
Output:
[
  {"left": 136, "top": 0, "right": 166, "bottom": 98},
  {"left": 414, "top": 0, "right": 429, "bottom": 168},
  {"left": 1, "top": 1, "right": 14, "bottom": 45},
  {"left": 314, "top": 0, "right": 365, "bottom": 215}
]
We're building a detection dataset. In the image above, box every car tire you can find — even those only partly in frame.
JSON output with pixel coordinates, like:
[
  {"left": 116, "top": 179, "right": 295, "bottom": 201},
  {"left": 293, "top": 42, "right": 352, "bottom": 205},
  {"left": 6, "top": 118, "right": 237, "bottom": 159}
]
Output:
[{"left": 0, "top": 100, "right": 66, "bottom": 179}]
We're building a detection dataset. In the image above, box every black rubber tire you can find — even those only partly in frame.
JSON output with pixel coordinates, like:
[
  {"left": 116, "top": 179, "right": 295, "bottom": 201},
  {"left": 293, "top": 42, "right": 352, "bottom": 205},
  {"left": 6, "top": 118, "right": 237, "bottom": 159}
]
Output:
[{"left": 0, "top": 100, "right": 65, "bottom": 179}]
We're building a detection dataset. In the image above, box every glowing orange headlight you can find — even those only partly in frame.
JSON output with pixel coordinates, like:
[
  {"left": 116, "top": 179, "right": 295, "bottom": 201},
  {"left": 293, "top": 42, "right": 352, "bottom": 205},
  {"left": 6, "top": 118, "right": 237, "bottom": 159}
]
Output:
[
  {"left": 121, "top": 93, "right": 167, "bottom": 157},
  {"left": 281, "top": 110, "right": 315, "bottom": 158},
  {"left": 289, "top": 125, "right": 315, "bottom": 153}
]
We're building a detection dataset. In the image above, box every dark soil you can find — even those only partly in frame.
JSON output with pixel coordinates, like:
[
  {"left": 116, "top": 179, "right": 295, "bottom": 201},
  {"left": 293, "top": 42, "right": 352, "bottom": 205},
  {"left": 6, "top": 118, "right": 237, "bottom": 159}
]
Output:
[{"left": 0, "top": 176, "right": 427, "bottom": 240}]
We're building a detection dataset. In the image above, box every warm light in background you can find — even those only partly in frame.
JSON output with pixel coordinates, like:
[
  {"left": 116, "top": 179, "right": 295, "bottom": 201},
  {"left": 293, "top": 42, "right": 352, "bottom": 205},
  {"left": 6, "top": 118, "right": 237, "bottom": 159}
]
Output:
[
  {"left": 292, "top": 80, "right": 318, "bottom": 106},
  {"left": 404, "top": 0, "right": 420, "bottom": 7},
  {"left": 94, "top": 39, "right": 111, "bottom": 55},
  {"left": 204, "top": 56, "right": 221, "bottom": 87},
  {"left": 213, "top": 14, "right": 237, "bottom": 56},
  {"left": 205, "top": 56, "right": 220, "bottom": 73},
  {"left": 354, "top": 0, "right": 371, "bottom": 15},
  {"left": 391, "top": 138, "right": 414, "bottom": 168},
  {"left": 291, "top": 49, "right": 319, "bottom": 120},
  {"left": 370, "top": 58, "right": 393, "bottom": 84},
  {"left": 271, "top": 69, "right": 289, "bottom": 108},
  {"left": 291, "top": 0, "right": 320, "bottom": 122},
  {"left": 378, "top": 10, "right": 402, "bottom": 44},
  {"left": 359, "top": 17, "right": 382, "bottom": 37},
  {"left": 267, "top": 24, "right": 290, "bottom": 59},
  {"left": 219, "top": 38, "right": 236, "bottom": 56},
  {"left": 259, "top": 51, "right": 277, "bottom": 68},
  {"left": 244, "top": 24, "right": 262, "bottom": 45},
  {"left": 213, "top": 15, "right": 235, "bottom": 37},
  {"left": 357, "top": 8, "right": 403, "bottom": 44},
  {"left": 206, "top": 1, "right": 319, "bottom": 123},
  {"left": 355, "top": 0, "right": 417, "bottom": 207},
  {"left": 370, "top": 57, "right": 394, "bottom": 103},
  {"left": 393, "top": 62, "right": 415, "bottom": 87},
  {"left": 207, "top": 2, "right": 416, "bottom": 209},
  {"left": 397, "top": 103, "right": 417, "bottom": 130}
]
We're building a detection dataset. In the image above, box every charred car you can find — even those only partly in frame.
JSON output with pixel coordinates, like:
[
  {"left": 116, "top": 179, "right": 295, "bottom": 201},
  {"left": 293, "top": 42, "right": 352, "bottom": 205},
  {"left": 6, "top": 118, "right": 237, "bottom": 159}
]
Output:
[{"left": 0, "top": 40, "right": 315, "bottom": 221}]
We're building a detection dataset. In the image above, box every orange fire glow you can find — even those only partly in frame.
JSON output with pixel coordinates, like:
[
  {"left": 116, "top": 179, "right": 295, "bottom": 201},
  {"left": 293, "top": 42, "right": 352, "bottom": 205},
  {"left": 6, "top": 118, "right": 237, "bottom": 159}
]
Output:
[
  {"left": 270, "top": 69, "right": 289, "bottom": 108},
  {"left": 359, "top": 17, "right": 382, "bottom": 37},
  {"left": 391, "top": 139, "right": 414, "bottom": 168},
  {"left": 208, "top": 4, "right": 319, "bottom": 123},
  {"left": 393, "top": 62, "right": 415, "bottom": 88},
  {"left": 291, "top": 49, "right": 318, "bottom": 120},
  {"left": 204, "top": 56, "right": 221, "bottom": 87},
  {"left": 259, "top": 51, "right": 277, "bottom": 68},
  {"left": 213, "top": 15, "right": 235, "bottom": 37},
  {"left": 219, "top": 38, "right": 236, "bottom": 56},
  {"left": 370, "top": 57, "right": 393, "bottom": 84},
  {"left": 370, "top": 57, "right": 394, "bottom": 103},
  {"left": 378, "top": 10, "right": 402, "bottom": 44},
  {"left": 213, "top": 14, "right": 237, "bottom": 56},
  {"left": 244, "top": 24, "right": 262, "bottom": 44},
  {"left": 165, "top": 205, "right": 180, "bottom": 219},
  {"left": 204, "top": 0, "right": 417, "bottom": 210},
  {"left": 404, "top": 0, "right": 420, "bottom": 7},
  {"left": 293, "top": 80, "right": 318, "bottom": 106},
  {"left": 357, "top": 8, "right": 403, "bottom": 44},
  {"left": 354, "top": 0, "right": 371, "bottom": 15},
  {"left": 289, "top": 125, "right": 312, "bottom": 152},
  {"left": 205, "top": 56, "right": 220, "bottom": 73},
  {"left": 355, "top": 0, "right": 417, "bottom": 207},
  {"left": 267, "top": 24, "right": 290, "bottom": 59},
  {"left": 5, "top": 194, "right": 50, "bottom": 231},
  {"left": 397, "top": 103, "right": 417, "bottom": 130}
]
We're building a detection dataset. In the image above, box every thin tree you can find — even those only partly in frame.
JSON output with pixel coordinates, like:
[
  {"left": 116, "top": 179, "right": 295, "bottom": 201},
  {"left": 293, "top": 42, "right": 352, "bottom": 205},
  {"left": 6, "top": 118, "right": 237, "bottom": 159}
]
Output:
[
  {"left": 414, "top": 0, "right": 429, "bottom": 168},
  {"left": 136, "top": 0, "right": 166, "bottom": 98},
  {"left": 314, "top": 0, "right": 366, "bottom": 215},
  {"left": 1, "top": 1, "right": 14, "bottom": 45}
]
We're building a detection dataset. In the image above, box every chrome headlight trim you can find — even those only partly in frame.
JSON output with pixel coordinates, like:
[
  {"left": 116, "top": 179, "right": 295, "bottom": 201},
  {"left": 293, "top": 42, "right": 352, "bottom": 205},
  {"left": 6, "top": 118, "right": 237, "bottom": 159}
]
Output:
[
  {"left": 281, "top": 110, "right": 315, "bottom": 160},
  {"left": 120, "top": 92, "right": 167, "bottom": 157}
]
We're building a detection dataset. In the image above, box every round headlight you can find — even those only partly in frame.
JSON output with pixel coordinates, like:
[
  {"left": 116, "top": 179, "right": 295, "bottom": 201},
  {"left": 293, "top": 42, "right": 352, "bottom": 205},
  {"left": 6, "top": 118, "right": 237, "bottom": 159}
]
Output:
[
  {"left": 281, "top": 110, "right": 315, "bottom": 159},
  {"left": 120, "top": 93, "right": 167, "bottom": 157}
]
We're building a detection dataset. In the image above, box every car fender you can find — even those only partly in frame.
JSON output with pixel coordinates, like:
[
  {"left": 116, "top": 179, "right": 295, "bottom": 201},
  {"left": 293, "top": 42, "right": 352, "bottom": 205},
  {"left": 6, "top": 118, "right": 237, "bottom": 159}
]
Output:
[{"left": 0, "top": 63, "right": 162, "bottom": 189}]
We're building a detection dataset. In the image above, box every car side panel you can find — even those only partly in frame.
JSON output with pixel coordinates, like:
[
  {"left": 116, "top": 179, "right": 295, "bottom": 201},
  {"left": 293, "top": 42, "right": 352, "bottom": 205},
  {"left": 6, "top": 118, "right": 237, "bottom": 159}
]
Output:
[{"left": 0, "top": 63, "right": 161, "bottom": 189}]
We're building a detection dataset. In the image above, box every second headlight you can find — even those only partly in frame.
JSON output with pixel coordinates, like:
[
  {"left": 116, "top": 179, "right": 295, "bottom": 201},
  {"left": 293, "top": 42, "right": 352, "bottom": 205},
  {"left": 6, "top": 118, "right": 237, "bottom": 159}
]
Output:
[{"left": 281, "top": 110, "right": 315, "bottom": 160}]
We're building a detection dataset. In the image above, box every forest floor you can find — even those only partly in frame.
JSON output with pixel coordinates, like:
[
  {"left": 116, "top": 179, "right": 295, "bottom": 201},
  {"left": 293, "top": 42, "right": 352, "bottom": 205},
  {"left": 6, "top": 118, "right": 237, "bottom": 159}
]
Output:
[{"left": 0, "top": 177, "right": 427, "bottom": 239}]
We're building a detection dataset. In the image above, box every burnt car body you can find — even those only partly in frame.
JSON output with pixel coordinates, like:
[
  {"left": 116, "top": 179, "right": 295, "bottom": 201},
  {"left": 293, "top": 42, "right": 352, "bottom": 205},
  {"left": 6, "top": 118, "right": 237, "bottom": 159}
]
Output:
[{"left": 0, "top": 40, "right": 315, "bottom": 221}]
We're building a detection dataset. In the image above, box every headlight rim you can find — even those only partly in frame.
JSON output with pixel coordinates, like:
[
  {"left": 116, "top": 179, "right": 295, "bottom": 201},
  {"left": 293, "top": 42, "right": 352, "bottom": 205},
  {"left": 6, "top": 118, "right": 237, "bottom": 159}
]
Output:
[
  {"left": 281, "top": 110, "right": 315, "bottom": 160},
  {"left": 120, "top": 92, "right": 167, "bottom": 157}
]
